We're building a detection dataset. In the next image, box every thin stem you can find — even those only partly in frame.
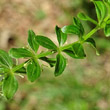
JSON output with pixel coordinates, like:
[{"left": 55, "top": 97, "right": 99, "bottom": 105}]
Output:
[
  {"left": 88, "top": 18, "right": 98, "bottom": 25},
  {"left": 12, "top": 62, "right": 26, "bottom": 72},
  {"left": 83, "top": 26, "right": 99, "bottom": 41},
  {"left": 37, "top": 50, "right": 56, "bottom": 58},
  {"left": 60, "top": 41, "right": 79, "bottom": 50}
]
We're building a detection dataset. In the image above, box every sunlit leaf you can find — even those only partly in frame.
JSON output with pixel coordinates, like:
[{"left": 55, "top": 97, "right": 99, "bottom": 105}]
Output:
[
  {"left": 28, "top": 30, "right": 39, "bottom": 52},
  {"left": 27, "top": 60, "right": 41, "bottom": 82},
  {"left": 9, "top": 48, "right": 33, "bottom": 58},
  {"left": 35, "top": 35, "right": 57, "bottom": 50},
  {"left": 0, "top": 49, "right": 13, "bottom": 68},
  {"left": 2, "top": 75, "right": 18, "bottom": 99}
]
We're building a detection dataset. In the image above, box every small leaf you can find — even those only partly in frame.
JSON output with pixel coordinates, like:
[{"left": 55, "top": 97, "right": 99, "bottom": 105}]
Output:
[
  {"left": 94, "top": 1, "right": 107, "bottom": 23},
  {"left": 2, "top": 75, "right": 18, "bottom": 99},
  {"left": 72, "top": 43, "right": 86, "bottom": 59},
  {"left": 61, "top": 25, "right": 80, "bottom": 36},
  {"left": 40, "top": 57, "right": 56, "bottom": 67},
  {"left": 9, "top": 48, "right": 33, "bottom": 58},
  {"left": 27, "top": 60, "right": 41, "bottom": 82},
  {"left": 0, "top": 49, "right": 13, "bottom": 68},
  {"left": 54, "top": 54, "right": 66, "bottom": 76},
  {"left": 63, "top": 47, "right": 76, "bottom": 58},
  {"left": 73, "top": 17, "right": 84, "bottom": 37},
  {"left": 85, "top": 38, "right": 99, "bottom": 55},
  {"left": 28, "top": 30, "right": 39, "bottom": 52},
  {"left": 104, "top": 24, "right": 110, "bottom": 37},
  {"left": 77, "top": 12, "right": 97, "bottom": 24},
  {"left": 55, "top": 25, "right": 67, "bottom": 46},
  {"left": 35, "top": 35, "right": 57, "bottom": 50},
  {"left": 78, "top": 12, "right": 89, "bottom": 20}
]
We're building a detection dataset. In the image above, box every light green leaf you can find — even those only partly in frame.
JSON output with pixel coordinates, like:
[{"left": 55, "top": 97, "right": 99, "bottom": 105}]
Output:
[
  {"left": 28, "top": 30, "right": 39, "bottom": 52},
  {"left": 35, "top": 35, "right": 57, "bottom": 50},
  {"left": 0, "top": 49, "right": 13, "bottom": 68},
  {"left": 9, "top": 48, "right": 33, "bottom": 58},
  {"left": 54, "top": 54, "right": 66, "bottom": 76},
  {"left": 94, "top": 1, "right": 107, "bottom": 23},
  {"left": 27, "top": 60, "right": 41, "bottom": 82},
  {"left": 77, "top": 12, "right": 97, "bottom": 24},
  {"left": 61, "top": 25, "right": 80, "bottom": 36},
  {"left": 55, "top": 25, "right": 67, "bottom": 46},
  {"left": 2, "top": 75, "right": 18, "bottom": 99}
]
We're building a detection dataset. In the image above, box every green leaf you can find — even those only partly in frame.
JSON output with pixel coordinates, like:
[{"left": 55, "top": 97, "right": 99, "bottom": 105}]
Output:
[
  {"left": 40, "top": 57, "right": 56, "bottom": 67},
  {"left": 77, "top": 12, "right": 97, "bottom": 24},
  {"left": 94, "top": 1, "right": 107, "bottom": 23},
  {"left": 54, "top": 54, "right": 66, "bottom": 76},
  {"left": 85, "top": 38, "right": 99, "bottom": 55},
  {"left": 2, "top": 75, "right": 18, "bottom": 99},
  {"left": 9, "top": 48, "right": 33, "bottom": 58},
  {"left": 0, "top": 49, "right": 13, "bottom": 68},
  {"left": 104, "top": 24, "right": 110, "bottom": 37},
  {"left": 55, "top": 25, "right": 67, "bottom": 46},
  {"left": 26, "top": 60, "right": 41, "bottom": 82},
  {"left": 35, "top": 35, "right": 57, "bottom": 50},
  {"left": 72, "top": 43, "right": 86, "bottom": 59},
  {"left": 63, "top": 47, "right": 77, "bottom": 59},
  {"left": 15, "top": 67, "right": 26, "bottom": 74},
  {"left": 73, "top": 17, "right": 84, "bottom": 37},
  {"left": 78, "top": 12, "right": 89, "bottom": 20},
  {"left": 61, "top": 25, "right": 80, "bottom": 36},
  {"left": 28, "top": 30, "right": 39, "bottom": 52}
]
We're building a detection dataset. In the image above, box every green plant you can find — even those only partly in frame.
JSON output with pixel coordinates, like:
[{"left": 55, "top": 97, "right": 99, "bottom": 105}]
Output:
[{"left": 0, "top": 0, "right": 110, "bottom": 100}]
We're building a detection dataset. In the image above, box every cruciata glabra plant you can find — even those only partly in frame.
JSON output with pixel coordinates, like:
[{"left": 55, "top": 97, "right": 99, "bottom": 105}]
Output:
[{"left": 0, "top": 0, "right": 110, "bottom": 100}]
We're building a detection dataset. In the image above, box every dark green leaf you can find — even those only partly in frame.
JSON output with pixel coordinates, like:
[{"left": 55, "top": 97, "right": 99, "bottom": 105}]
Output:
[
  {"left": 72, "top": 43, "right": 86, "bottom": 59},
  {"left": 55, "top": 25, "right": 67, "bottom": 46},
  {"left": 85, "top": 38, "right": 99, "bottom": 55},
  {"left": 28, "top": 30, "right": 39, "bottom": 52},
  {"left": 104, "top": 24, "right": 110, "bottom": 37},
  {"left": 73, "top": 17, "right": 84, "bottom": 37},
  {"left": 2, "top": 75, "right": 18, "bottom": 99},
  {"left": 27, "top": 60, "right": 41, "bottom": 82},
  {"left": 61, "top": 25, "right": 80, "bottom": 35},
  {"left": 63, "top": 47, "right": 77, "bottom": 58},
  {"left": 54, "top": 54, "right": 66, "bottom": 76},
  {"left": 40, "top": 57, "right": 56, "bottom": 67},
  {"left": 35, "top": 35, "right": 57, "bottom": 50},
  {"left": 0, "top": 49, "right": 13, "bottom": 68},
  {"left": 9, "top": 48, "right": 33, "bottom": 58},
  {"left": 94, "top": 1, "right": 107, "bottom": 23}
]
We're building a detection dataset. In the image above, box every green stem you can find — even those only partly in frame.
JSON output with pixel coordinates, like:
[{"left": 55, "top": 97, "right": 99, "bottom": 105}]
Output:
[
  {"left": 61, "top": 26, "right": 100, "bottom": 51},
  {"left": 88, "top": 18, "right": 98, "bottom": 25},
  {"left": 84, "top": 26, "right": 99, "bottom": 41},
  {"left": 60, "top": 41, "right": 79, "bottom": 50},
  {"left": 12, "top": 62, "right": 26, "bottom": 72},
  {"left": 37, "top": 51, "right": 56, "bottom": 58}
]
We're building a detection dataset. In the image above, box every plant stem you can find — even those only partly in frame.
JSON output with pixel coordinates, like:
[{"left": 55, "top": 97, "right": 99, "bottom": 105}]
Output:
[
  {"left": 12, "top": 62, "right": 26, "bottom": 72},
  {"left": 83, "top": 26, "right": 99, "bottom": 41},
  {"left": 37, "top": 50, "right": 56, "bottom": 58}
]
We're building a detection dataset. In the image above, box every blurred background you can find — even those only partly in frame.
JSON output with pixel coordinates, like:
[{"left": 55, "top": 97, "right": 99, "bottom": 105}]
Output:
[{"left": 0, "top": 0, "right": 110, "bottom": 110}]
